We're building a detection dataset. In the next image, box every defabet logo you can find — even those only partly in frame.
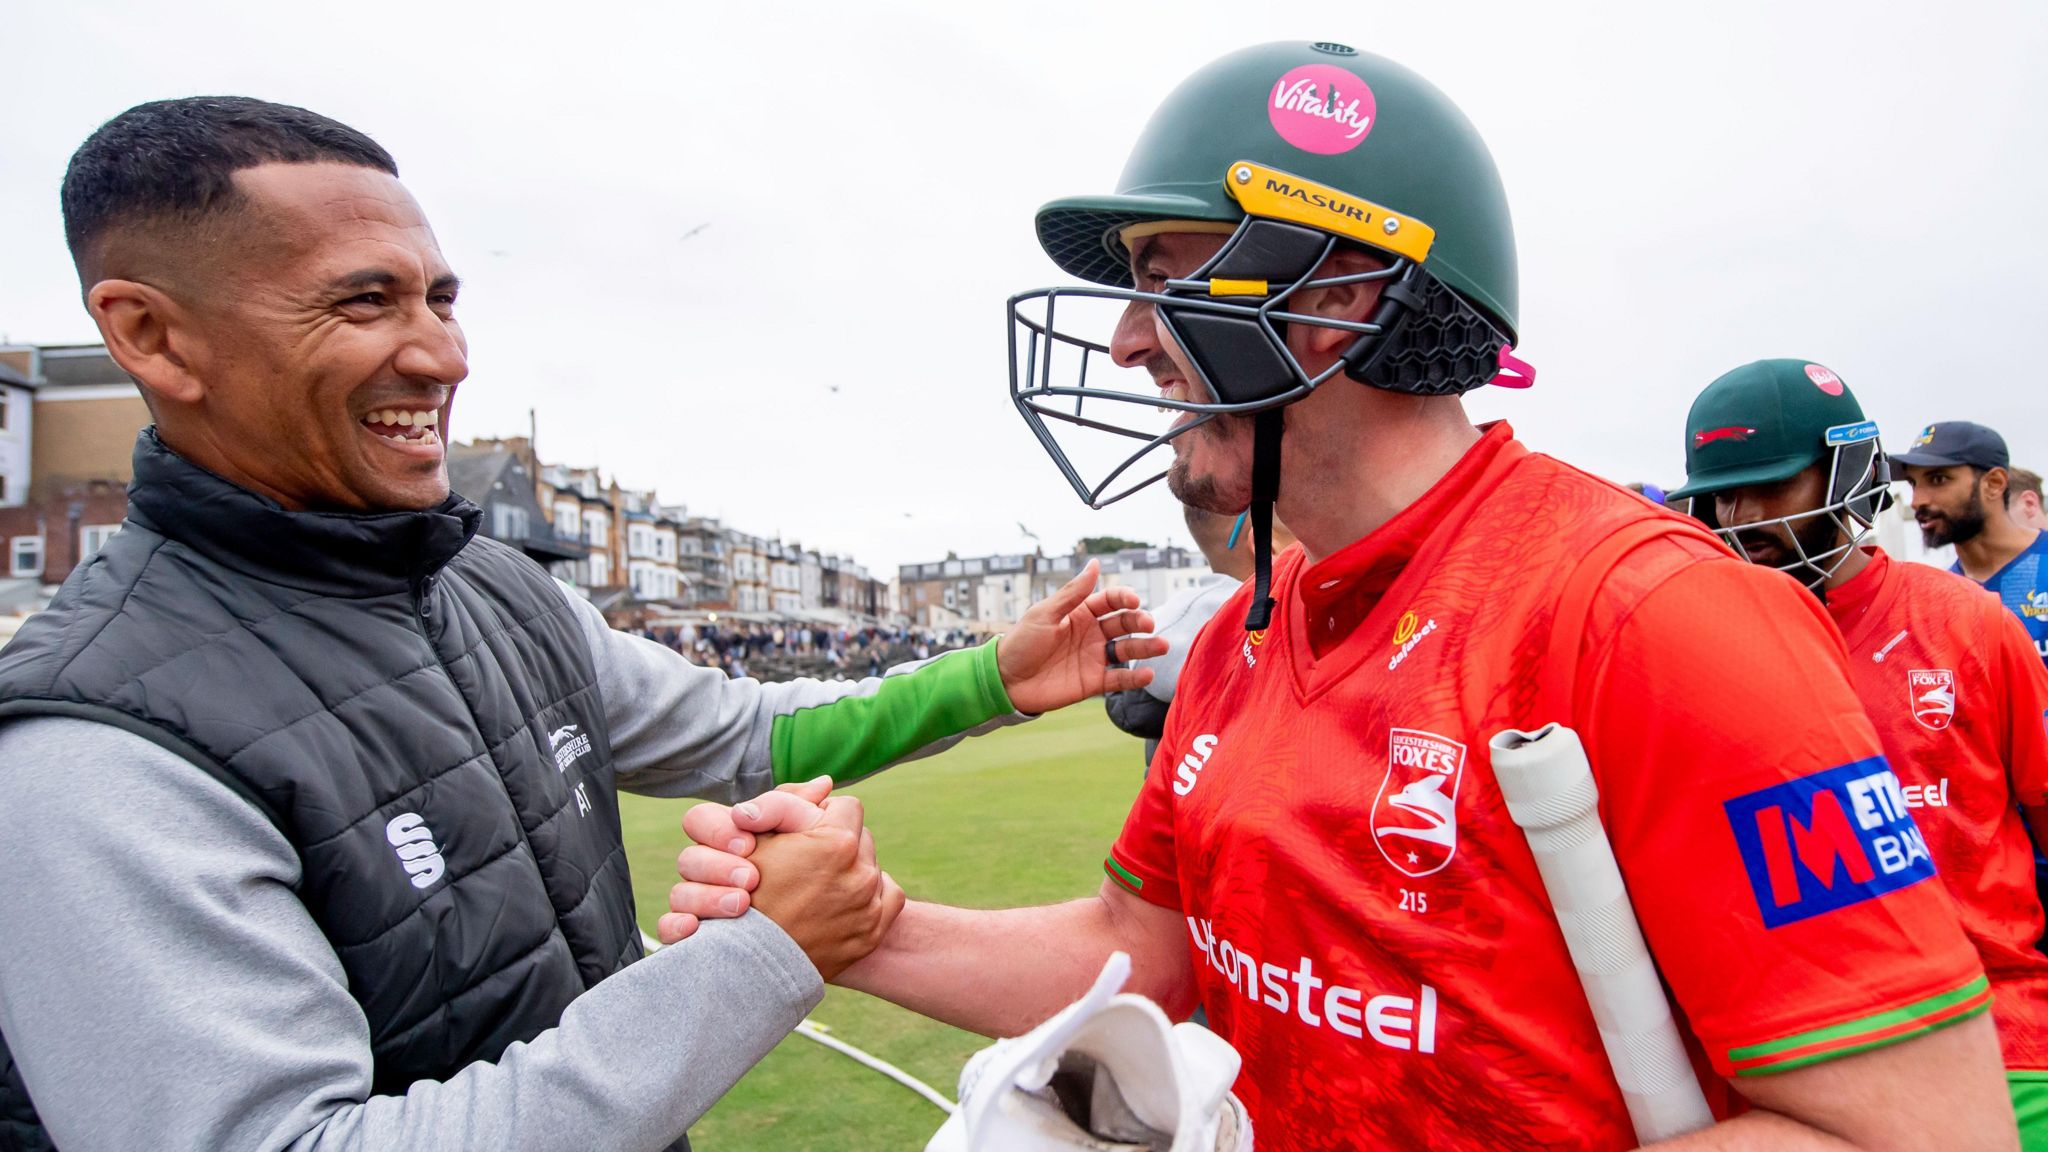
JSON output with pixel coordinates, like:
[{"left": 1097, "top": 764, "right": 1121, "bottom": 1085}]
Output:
[
  {"left": 1387, "top": 612, "right": 1438, "bottom": 672},
  {"left": 1725, "top": 758, "right": 1935, "bottom": 929},
  {"left": 1392, "top": 611, "right": 1420, "bottom": 646}
]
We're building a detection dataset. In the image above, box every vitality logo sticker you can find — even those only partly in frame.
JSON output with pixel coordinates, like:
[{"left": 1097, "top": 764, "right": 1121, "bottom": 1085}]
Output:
[
  {"left": 1725, "top": 758, "right": 1935, "bottom": 929},
  {"left": 1805, "top": 364, "right": 1845, "bottom": 396},
  {"left": 1373, "top": 728, "right": 1464, "bottom": 877},
  {"left": 1908, "top": 669, "right": 1956, "bottom": 731},
  {"left": 1268, "top": 63, "right": 1376, "bottom": 155}
]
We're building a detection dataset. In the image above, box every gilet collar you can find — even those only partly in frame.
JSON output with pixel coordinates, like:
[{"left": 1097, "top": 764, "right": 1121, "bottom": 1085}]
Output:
[{"left": 123, "top": 428, "right": 481, "bottom": 597}]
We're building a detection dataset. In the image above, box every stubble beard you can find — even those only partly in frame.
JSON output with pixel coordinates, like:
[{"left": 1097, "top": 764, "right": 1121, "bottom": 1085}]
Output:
[
  {"left": 1797, "top": 507, "right": 1844, "bottom": 560},
  {"left": 1920, "top": 482, "right": 1988, "bottom": 549},
  {"left": 1165, "top": 415, "right": 1254, "bottom": 515}
]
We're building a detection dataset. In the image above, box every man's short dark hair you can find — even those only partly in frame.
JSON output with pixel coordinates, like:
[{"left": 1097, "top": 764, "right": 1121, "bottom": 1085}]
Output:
[{"left": 61, "top": 96, "right": 397, "bottom": 277}]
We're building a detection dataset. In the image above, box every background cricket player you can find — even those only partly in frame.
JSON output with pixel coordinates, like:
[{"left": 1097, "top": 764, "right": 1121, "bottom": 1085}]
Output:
[
  {"left": 668, "top": 41, "right": 2017, "bottom": 1149},
  {"left": 1898, "top": 422, "right": 2048, "bottom": 669},
  {"left": 1672, "top": 359, "right": 2048, "bottom": 1145},
  {"left": 2011, "top": 468, "right": 2048, "bottom": 533}
]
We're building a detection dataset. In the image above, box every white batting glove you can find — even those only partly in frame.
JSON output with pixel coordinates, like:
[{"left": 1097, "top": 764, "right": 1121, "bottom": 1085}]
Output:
[{"left": 926, "top": 952, "right": 1253, "bottom": 1152}]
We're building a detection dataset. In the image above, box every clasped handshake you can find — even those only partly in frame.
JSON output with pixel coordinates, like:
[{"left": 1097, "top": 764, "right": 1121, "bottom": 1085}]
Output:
[{"left": 657, "top": 776, "right": 899, "bottom": 979}]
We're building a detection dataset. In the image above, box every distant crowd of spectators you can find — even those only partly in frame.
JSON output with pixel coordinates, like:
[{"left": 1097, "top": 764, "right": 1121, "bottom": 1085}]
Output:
[{"left": 629, "top": 621, "right": 985, "bottom": 681}]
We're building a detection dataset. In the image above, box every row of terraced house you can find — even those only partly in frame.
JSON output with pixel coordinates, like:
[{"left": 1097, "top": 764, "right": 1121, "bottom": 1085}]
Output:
[
  {"left": 446, "top": 437, "right": 891, "bottom": 627},
  {"left": 892, "top": 544, "right": 1215, "bottom": 632}
]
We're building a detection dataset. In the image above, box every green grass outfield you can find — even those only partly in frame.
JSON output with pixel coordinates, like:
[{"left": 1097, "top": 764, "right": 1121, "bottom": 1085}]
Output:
[{"left": 618, "top": 702, "right": 1147, "bottom": 1151}]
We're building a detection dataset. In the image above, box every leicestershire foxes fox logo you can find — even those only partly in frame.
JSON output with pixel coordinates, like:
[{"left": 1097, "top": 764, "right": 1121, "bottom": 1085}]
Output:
[
  {"left": 1373, "top": 728, "right": 1465, "bottom": 877},
  {"left": 1693, "top": 426, "right": 1757, "bottom": 448},
  {"left": 1909, "top": 669, "right": 1956, "bottom": 731}
]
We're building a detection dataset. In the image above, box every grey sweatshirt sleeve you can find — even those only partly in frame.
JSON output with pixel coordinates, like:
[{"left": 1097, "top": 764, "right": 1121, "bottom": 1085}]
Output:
[
  {"left": 0, "top": 716, "right": 822, "bottom": 1152},
  {"left": 562, "top": 585, "right": 1026, "bottom": 802},
  {"left": 1132, "top": 575, "right": 1239, "bottom": 703}
]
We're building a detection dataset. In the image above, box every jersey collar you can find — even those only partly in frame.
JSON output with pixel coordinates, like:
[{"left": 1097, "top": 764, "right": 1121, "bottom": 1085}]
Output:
[
  {"left": 124, "top": 426, "right": 481, "bottom": 598},
  {"left": 1824, "top": 545, "right": 1895, "bottom": 651},
  {"left": 1293, "top": 421, "right": 1522, "bottom": 663}
]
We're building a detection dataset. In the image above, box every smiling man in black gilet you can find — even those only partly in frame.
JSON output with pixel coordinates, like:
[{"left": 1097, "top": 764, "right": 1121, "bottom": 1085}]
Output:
[{"left": 0, "top": 98, "right": 1160, "bottom": 1152}]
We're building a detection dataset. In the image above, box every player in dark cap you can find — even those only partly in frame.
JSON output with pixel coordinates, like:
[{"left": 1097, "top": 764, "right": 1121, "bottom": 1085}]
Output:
[{"left": 1897, "top": 421, "right": 2048, "bottom": 668}]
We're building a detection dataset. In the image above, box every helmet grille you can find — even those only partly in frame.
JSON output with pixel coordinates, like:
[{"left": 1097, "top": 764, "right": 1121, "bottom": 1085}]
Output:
[{"left": 1310, "top": 41, "right": 1358, "bottom": 55}]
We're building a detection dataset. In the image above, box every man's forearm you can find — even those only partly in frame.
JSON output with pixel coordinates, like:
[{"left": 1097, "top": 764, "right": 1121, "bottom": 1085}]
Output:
[
  {"left": 760, "top": 641, "right": 1019, "bottom": 787},
  {"left": 1649, "top": 1013, "right": 2015, "bottom": 1152},
  {"left": 836, "top": 888, "right": 1194, "bottom": 1038},
  {"left": 323, "top": 916, "right": 819, "bottom": 1151},
  {"left": 1646, "top": 1113, "right": 1856, "bottom": 1151}
]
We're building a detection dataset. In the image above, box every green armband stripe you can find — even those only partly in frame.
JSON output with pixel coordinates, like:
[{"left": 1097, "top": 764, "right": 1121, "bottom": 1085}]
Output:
[
  {"left": 767, "top": 639, "right": 1012, "bottom": 786},
  {"left": 1104, "top": 855, "right": 1145, "bottom": 894},
  {"left": 1727, "top": 975, "right": 1991, "bottom": 1076}
]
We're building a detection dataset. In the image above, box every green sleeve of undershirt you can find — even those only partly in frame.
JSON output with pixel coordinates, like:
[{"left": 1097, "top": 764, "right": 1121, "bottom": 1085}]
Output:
[{"left": 767, "top": 639, "right": 1013, "bottom": 786}]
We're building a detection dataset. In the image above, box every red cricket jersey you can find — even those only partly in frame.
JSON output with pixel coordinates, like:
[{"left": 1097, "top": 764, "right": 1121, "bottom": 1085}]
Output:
[
  {"left": 1108, "top": 424, "right": 1986, "bottom": 1151},
  {"left": 1824, "top": 545, "right": 2048, "bottom": 1070}
]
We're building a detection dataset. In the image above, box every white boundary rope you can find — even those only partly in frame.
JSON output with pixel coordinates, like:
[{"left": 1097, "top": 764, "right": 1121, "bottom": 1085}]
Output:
[
  {"left": 641, "top": 931, "right": 956, "bottom": 1115},
  {"left": 791, "top": 1019, "right": 956, "bottom": 1114}
]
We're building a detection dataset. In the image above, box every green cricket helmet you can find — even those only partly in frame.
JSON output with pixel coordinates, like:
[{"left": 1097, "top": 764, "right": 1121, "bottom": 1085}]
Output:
[
  {"left": 1669, "top": 358, "right": 1892, "bottom": 587},
  {"left": 1008, "top": 41, "right": 1525, "bottom": 629}
]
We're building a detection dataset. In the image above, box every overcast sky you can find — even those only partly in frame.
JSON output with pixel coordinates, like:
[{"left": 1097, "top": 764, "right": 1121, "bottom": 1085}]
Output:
[{"left": 5, "top": 2, "right": 2043, "bottom": 573}]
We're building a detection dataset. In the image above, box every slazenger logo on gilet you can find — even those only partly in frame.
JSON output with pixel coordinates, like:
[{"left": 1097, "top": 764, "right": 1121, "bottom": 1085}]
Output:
[{"left": 387, "top": 812, "right": 446, "bottom": 890}]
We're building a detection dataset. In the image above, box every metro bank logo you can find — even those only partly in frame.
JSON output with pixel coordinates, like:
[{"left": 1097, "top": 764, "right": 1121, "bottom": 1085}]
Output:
[{"left": 1725, "top": 758, "right": 1936, "bottom": 929}]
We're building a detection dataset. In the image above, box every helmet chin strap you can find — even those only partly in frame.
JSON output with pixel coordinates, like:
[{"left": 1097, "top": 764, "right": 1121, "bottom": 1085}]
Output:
[{"left": 1242, "top": 409, "right": 1285, "bottom": 632}]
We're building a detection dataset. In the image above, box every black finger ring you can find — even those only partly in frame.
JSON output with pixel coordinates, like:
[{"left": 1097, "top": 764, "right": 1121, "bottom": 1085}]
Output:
[{"left": 1105, "top": 639, "right": 1119, "bottom": 666}]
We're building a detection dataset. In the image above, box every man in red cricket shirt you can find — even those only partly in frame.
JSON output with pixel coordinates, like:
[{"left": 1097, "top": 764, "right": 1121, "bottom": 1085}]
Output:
[
  {"left": 1671, "top": 358, "right": 2048, "bottom": 1146},
  {"left": 669, "top": 43, "right": 2018, "bottom": 1150}
]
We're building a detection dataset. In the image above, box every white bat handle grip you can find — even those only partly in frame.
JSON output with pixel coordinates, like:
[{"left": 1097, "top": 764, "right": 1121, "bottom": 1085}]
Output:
[{"left": 1492, "top": 723, "right": 1715, "bottom": 1144}]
